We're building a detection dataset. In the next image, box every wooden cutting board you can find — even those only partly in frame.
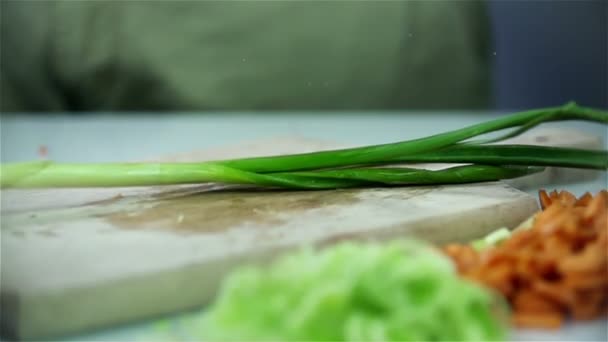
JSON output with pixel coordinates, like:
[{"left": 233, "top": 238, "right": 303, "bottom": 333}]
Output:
[{"left": 0, "top": 128, "right": 601, "bottom": 340}]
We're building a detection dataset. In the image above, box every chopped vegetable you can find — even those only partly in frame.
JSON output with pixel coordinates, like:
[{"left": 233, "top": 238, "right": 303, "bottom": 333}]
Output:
[
  {"left": 200, "top": 240, "right": 507, "bottom": 341},
  {"left": 471, "top": 227, "right": 512, "bottom": 251},
  {"left": 1, "top": 102, "right": 607, "bottom": 189},
  {"left": 444, "top": 190, "right": 608, "bottom": 329}
]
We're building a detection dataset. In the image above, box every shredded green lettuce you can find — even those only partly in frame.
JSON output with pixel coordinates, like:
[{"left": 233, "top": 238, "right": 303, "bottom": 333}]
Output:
[{"left": 198, "top": 240, "right": 507, "bottom": 341}]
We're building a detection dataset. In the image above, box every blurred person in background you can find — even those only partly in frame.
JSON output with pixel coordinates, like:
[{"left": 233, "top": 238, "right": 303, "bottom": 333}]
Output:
[{"left": 1, "top": 1, "right": 492, "bottom": 112}]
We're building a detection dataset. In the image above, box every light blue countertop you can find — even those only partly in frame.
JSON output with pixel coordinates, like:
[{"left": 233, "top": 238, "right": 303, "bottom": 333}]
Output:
[
  {"left": 3, "top": 111, "right": 606, "bottom": 164},
  {"left": 1, "top": 111, "right": 607, "bottom": 341}
]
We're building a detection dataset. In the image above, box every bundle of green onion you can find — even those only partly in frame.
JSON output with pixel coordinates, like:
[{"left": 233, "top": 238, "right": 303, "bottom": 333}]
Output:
[{"left": 1, "top": 102, "right": 607, "bottom": 189}]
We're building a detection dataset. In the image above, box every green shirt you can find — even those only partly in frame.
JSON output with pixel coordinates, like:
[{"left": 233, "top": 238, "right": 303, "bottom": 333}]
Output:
[{"left": 1, "top": 1, "right": 491, "bottom": 112}]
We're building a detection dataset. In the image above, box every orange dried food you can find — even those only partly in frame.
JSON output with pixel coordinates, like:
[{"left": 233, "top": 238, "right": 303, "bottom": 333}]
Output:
[
  {"left": 512, "top": 289, "right": 563, "bottom": 314},
  {"left": 512, "top": 312, "right": 564, "bottom": 329},
  {"left": 443, "top": 244, "right": 479, "bottom": 273},
  {"left": 443, "top": 189, "right": 608, "bottom": 329}
]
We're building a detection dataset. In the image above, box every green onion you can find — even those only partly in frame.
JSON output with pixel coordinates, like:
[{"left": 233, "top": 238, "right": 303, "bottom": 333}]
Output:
[
  {"left": 0, "top": 161, "right": 365, "bottom": 189},
  {"left": 216, "top": 102, "right": 607, "bottom": 173},
  {"left": 273, "top": 165, "right": 544, "bottom": 185},
  {"left": 0, "top": 162, "right": 543, "bottom": 189},
  {"left": 1, "top": 103, "right": 606, "bottom": 189},
  {"left": 388, "top": 145, "right": 608, "bottom": 170}
]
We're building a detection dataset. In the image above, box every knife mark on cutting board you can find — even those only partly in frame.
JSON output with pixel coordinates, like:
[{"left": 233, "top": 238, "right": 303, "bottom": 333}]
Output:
[
  {"left": 2, "top": 186, "right": 436, "bottom": 237},
  {"left": 104, "top": 189, "right": 362, "bottom": 233}
]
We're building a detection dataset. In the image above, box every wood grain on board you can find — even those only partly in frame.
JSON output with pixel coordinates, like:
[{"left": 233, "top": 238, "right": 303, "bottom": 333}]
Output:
[{"left": 0, "top": 128, "right": 602, "bottom": 340}]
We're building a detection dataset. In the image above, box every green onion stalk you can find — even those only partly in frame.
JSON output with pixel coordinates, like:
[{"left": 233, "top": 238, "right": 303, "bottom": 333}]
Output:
[{"left": 1, "top": 102, "right": 607, "bottom": 190}]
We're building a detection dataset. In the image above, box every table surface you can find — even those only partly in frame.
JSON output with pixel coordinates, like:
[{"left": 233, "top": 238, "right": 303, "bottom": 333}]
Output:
[{"left": 1, "top": 111, "right": 607, "bottom": 341}]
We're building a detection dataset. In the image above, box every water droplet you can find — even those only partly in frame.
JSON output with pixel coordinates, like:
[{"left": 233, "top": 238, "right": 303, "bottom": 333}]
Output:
[
  {"left": 307, "top": 82, "right": 312, "bottom": 86},
  {"left": 242, "top": 58, "right": 247, "bottom": 62},
  {"left": 492, "top": 52, "right": 497, "bottom": 56},
  {"left": 408, "top": 33, "right": 413, "bottom": 37}
]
